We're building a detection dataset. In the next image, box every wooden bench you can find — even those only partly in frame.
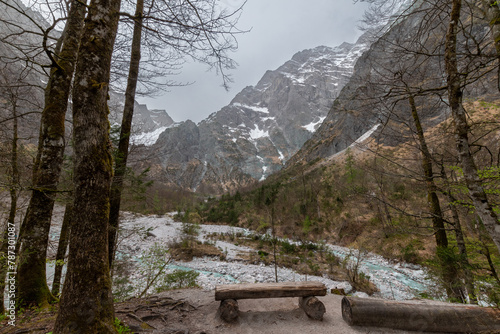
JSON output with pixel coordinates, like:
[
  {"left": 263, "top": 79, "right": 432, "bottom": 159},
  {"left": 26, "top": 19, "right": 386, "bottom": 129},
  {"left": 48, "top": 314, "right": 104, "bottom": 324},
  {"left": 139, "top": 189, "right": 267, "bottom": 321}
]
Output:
[{"left": 215, "top": 281, "right": 327, "bottom": 322}]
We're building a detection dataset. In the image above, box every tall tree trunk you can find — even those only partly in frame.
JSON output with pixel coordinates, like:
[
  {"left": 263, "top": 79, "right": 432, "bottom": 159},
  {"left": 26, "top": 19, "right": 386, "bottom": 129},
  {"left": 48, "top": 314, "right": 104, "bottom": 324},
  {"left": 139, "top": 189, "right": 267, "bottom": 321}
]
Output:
[
  {"left": 375, "top": 174, "right": 393, "bottom": 237},
  {"left": 272, "top": 205, "right": 278, "bottom": 283},
  {"left": 51, "top": 202, "right": 73, "bottom": 297},
  {"left": 450, "top": 204, "right": 476, "bottom": 303},
  {"left": 440, "top": 164, "right": 477, "bottom": 303},
  {"left": 108, "top": 0, "right": 144, "bottom": 269},
  {"left": 16, "top": 0, "right": 87, "bottom": 308},
  {"left": 0, "top": 100, "right": 19, "bottom": 314},
  {"left": 481, "top": 240, "right": 500, "bottom": 284},
  {"left": 445, "top": 0, "right": 500, "bottom": 254},
  {"left": 407, "top": 93, "right": 463, "bottom": 302},
  {"left": 53, "top": 0, "right": 121, "bottom": 331}
]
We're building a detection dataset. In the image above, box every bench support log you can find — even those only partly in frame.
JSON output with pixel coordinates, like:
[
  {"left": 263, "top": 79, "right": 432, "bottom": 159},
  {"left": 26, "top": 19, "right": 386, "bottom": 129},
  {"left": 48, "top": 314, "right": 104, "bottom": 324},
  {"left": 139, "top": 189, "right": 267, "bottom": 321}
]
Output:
[
  {"left": 299, "top": 296, "right": 326, "bottom": 320},
  {"left": 342, "top": 296, "right": 500, "bottom": 333},
  {"left": 219, "top": 299, "right": 239, "bottom": 322}
]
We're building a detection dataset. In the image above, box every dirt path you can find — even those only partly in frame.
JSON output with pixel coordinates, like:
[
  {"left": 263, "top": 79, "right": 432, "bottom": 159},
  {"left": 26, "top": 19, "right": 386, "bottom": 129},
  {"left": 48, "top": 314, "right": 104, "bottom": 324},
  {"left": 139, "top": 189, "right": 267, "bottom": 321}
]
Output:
[{"left": 0, "top": 287, "right": 460, "bottom": 333}]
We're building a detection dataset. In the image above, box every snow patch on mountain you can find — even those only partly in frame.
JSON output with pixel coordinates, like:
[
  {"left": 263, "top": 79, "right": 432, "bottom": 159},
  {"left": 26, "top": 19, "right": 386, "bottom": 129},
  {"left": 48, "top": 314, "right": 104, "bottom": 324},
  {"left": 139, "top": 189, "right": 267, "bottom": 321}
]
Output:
[
  {"left": 303, "top": 117, "right": 326, "bottom": 132},
  {"left": 132, "top": 125, "right": 175, "bottom": 146},
  {"left": 260, "top": 165, "right": 268, "bottom": 181},
  {"left": 350, "top": 123, "right": 381, "bottom": 148},
  {"left": 233, "top": 103, "right": 270, "bottom": 114},
  {"left": 327, "top": 123, "right": 381, "bottom": 160},
  {"left": 249, "top": 125, "right": 269, "bottom": 140}
]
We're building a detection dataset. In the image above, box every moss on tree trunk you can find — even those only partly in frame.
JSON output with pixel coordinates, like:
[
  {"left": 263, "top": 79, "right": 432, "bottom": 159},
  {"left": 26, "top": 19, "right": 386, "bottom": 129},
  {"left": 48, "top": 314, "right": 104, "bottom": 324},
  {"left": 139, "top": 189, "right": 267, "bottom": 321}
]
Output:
[
  {"left": 53, "top": 0, "right": 121, "bottom": 331},
  {"left": 16, "top": 0, "right": 86, "bottom": 308}
]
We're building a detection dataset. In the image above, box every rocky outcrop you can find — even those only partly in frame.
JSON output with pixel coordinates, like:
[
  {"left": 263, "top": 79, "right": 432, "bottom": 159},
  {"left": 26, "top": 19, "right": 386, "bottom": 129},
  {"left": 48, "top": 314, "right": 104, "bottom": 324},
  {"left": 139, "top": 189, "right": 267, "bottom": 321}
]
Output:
[
  {"left": 289, "top": 0, "right": 497, "bottom": 165},
  {"left": 148, "top": 42, "right": 370, "bottom": 193},
  {"left": 108, "top": 90, "right": 175, "bottom": 140}
]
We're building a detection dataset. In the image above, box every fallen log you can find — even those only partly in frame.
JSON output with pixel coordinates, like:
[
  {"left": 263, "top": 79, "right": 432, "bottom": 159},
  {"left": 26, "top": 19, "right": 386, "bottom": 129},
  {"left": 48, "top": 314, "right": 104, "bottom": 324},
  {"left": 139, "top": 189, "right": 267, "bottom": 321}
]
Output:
[
  {"left": 341, "top": 296, "right": 500, "bottom": 333},
  {"left": 299, "top": 296, "right": 326, "bottom": 320},
  {"left": 219, "top": 299, "right": 239, "bottom": 322},
  {"left": 215, "top": 281, "right": 326, "bottom": 301}
]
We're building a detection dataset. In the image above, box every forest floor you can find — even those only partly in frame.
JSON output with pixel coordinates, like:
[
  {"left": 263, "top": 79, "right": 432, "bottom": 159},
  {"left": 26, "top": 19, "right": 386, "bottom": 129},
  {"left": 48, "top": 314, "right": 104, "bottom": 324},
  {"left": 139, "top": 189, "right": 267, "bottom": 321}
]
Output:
[{"left": 1, "top": 289, "right": 447, "bottom": 334}]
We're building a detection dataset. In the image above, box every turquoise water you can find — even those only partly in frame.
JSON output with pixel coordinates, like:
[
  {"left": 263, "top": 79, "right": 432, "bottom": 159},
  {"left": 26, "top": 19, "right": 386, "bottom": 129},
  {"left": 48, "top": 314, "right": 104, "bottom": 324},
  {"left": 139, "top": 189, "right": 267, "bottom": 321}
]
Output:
[{"left": 328, "top": 248, "right": 428, "bottom": 294}]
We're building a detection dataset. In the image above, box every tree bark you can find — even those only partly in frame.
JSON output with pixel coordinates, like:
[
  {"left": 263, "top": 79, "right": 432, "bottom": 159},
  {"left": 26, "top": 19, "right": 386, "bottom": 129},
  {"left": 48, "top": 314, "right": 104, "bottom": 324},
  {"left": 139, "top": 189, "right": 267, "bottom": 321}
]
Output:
[
  {"left": 441, "top": 164, "right": 477, "bottom": 304},
  {"left": 16, "top": 0, "right": 86, "bottom": 308},
  {"left": 445, "top": 0, "right": 500, "bottom": 254},
  {"left": 51, "top": 202, "right": 73, "bottom": 297},
  {"left": 449, "top": 197, "right": 476, "bottom": 303},
  {"left": 408, "top": 94, "right": 447, "bottom": 249},
  {"left": 481, "top": 240, "right": 500, "bottom": 284},
  {"left": 341, "top": 296, "right": 500, "bottom": 332},
  {"left": 54, "top": 0, "right": 120, "bottom": 334},
  {"left": 53, "top": 0, "right": 121, "bottom": 331},
  {"left": 108, "top": 0, "right": 144, "bottom": 269}
]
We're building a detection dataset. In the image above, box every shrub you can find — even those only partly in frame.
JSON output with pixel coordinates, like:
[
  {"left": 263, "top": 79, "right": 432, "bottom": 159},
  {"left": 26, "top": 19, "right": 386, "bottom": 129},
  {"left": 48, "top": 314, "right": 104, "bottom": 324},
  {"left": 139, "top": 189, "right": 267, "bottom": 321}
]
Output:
[
  {"left": 114, "top": 317, "right": 131, "bottom": 334},
  {"left": 281, "top": 240, "right": 297, "bottom": 254},
  {"left": 156, "top": 269, "right": 199, "bottom": 292}
]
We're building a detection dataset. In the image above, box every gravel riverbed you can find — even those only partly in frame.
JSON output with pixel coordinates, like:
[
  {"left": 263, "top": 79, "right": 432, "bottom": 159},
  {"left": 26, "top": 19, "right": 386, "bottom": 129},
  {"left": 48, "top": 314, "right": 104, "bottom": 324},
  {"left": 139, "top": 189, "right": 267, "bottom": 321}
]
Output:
[{"left": 114, "top": 212, "right": 434, "bottom": 300}]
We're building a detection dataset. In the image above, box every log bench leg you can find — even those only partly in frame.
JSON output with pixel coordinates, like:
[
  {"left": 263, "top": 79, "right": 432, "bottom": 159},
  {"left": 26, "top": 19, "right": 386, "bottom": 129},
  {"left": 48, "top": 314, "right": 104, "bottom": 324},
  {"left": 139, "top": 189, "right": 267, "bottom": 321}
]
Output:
[
  {"left": 219, "top": 299, "right": 239, "bottom": 322},
  {"left": 299, "top": 296, "right": 326, "bottom": 320},
  {"left": 219, "top": 296, "right": 326, "bottom": 322}
]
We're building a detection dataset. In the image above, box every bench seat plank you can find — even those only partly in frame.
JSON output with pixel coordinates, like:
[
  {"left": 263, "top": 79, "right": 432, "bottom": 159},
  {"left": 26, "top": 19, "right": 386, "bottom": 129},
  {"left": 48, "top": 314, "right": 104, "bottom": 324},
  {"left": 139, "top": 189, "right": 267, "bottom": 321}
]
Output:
[{"left": 215, "top": 281, "right": 327, "bottom": 301}]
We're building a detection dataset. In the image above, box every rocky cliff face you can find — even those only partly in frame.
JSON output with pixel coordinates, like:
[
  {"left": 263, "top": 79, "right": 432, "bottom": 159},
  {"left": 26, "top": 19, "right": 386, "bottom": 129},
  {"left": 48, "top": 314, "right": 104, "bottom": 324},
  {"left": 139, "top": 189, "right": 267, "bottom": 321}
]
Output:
[
  {"left": 108, "top": 91, "right": 175, "bottom": 145},
  {"left": 147, "top": 41, "right": 370, "bottom": 193},
  {"left": 288, "top": 1, "right": 496, "bottom": 165},
  {"left": 137, "top": 0, "right": 423, "bottom": 194}
]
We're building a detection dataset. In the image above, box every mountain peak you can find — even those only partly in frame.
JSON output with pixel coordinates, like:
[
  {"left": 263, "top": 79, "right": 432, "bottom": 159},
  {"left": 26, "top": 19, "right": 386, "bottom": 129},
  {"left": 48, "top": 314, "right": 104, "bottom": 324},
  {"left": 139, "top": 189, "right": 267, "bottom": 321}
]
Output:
[{"left": 141, "top": 34, "right": 371, "bottom": 193}]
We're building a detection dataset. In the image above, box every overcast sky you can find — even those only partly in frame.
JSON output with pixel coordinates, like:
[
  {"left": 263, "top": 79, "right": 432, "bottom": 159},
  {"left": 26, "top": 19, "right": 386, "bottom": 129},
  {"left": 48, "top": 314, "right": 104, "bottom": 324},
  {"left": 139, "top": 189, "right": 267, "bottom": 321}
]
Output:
[{"left": 138, "top": 0, "right": 370, "bottom": 123}]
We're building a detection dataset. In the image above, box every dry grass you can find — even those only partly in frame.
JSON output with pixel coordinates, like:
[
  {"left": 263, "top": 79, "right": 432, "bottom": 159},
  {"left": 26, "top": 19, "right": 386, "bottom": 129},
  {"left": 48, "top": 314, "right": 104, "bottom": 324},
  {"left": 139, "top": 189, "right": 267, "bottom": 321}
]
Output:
[{"left": 169, "top": 240, "right": 223, "bottom": 262}]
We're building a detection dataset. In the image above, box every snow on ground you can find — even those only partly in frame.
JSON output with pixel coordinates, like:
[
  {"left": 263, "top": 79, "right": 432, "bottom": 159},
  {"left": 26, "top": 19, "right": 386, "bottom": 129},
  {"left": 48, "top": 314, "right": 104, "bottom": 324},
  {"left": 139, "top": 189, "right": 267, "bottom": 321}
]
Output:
[{"left": 115, "top": 212, "right": 433, "bottom": 300}]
